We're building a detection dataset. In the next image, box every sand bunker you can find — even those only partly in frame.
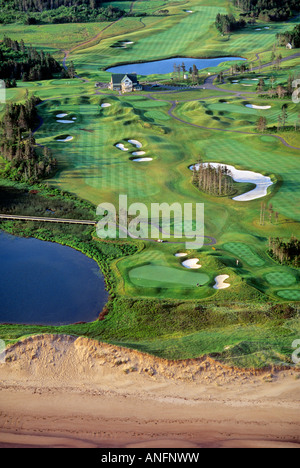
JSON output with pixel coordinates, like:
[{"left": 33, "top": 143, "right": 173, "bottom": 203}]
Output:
[
  {"left": 56, "top": 113, "right": 68, "bottom": 118},
  {"left": 132, "top": 151, "right": 146, "bottom": 156},
  {"left": 185, "top": 10, "right": 193, "bottom": 12},
  {"left": 132, "top": 157, "right": 153, "bottom": 162},
  {"left": 116, "top": 143, "right": 129, "bottom": 151},
  {"left": 56, "top": 120, "right": 75, "bottom": 124},
  {"left": 175, "top": 253, "right": 188, "bottom": 257},
  {"left": 191, "top": 162, "right": 273, "bottom": 201},
  {"left": 182, "top": 258, "right": 202, "bottom": 269},
  {"left": 101, "top": 103, "right": 111, "bottom": 108},
  {"left": 245, "top": 104, "right": 271, "bottom": 110},
  {"left": 128, "top": 139, "right": 142, "bottom": 148},
  {"left": 56, "top": 136, "right": 73, "bottom": 142},
  {"left": 213, "top": 274, "right": 230, "bottom": 289}
]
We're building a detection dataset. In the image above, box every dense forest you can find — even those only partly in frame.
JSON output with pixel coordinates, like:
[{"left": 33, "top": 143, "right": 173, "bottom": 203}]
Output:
[
  {"left": 269, "top": 236, "right": 300, "bottom": 268},
  {"left": 192, "top": 162, "right": 234, "bottom": 197},
  {"left": 0, "top": 95, "right": 57, "bottom": 182},
  {"left": 0, "top": 37, "right": 68, "bottom": 82},
  {"left": 0, "top": 0, "right": 128, "bottom": 24},
  {"left": 277, "top": 24, "right": 300, "bottom": 49},
  {"left": 1, "top": 0, "right": 104, "bottom": 10},
  {"left": 233, "top": 0, "right": 300, "bottom": 21}
]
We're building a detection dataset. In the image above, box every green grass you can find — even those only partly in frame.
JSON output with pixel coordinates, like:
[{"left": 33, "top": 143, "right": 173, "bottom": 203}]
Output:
[
  {"left": 223, "top": 242, "right": 265, "bottom": 267},
  {"left": 129, "top": 264, "right": 210, "bottom": 288},
  {"left": 265, "top": 270, "right": 297, "bottom": 287}
]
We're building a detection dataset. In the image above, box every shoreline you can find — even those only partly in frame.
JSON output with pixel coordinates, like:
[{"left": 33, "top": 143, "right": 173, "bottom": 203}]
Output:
[{"left": 0, "top": 334, "right": 299, "bottom": 448}]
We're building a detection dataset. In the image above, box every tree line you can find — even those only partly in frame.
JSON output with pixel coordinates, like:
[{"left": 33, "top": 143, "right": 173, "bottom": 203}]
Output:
[
  {"left": 0, "top": 0, "right": 128, "bottom": 24},
  {"left": 192, "top": 161, "right": 234, "bottom": 197},
  {"left": 268, "top": 236, "right": 299, "bottom": 268},
  {"left": 0, "top": 94, "right": 57, "bottom": 182},
  {"left": 277, "top": 24, "right": 300, "bottom": 49},
  {"left": 233, "top": 0, "right": 299, "bottom": 22},
  {"left": 0, "top": 36, "right": 70, "bottom": 82}
]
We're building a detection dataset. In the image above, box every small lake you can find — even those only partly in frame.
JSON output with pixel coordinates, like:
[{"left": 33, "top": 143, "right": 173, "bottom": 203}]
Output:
[
  {"left": 0, "top": 231, "right": 108, "bottom": 325},
  {"left": 107, "top": 56, "right": 246, "bottom": 76}
]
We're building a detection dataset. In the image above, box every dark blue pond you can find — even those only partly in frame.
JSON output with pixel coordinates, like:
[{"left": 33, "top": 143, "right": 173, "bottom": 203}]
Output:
[
  {"left": 106, "top": 56, "right": 246, "bottom": 76},
  {"left": 0, "top": 231, "right": 108, "bottom": 325}
]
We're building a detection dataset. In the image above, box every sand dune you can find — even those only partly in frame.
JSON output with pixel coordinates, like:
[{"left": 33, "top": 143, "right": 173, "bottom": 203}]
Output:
[{"left": 0, "top": 334, "right": 299, "bottom": 448}]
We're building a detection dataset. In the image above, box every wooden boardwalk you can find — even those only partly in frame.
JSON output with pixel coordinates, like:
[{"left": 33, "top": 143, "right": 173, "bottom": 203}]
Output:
[{"left": 0, "top": 214, "right": 96, "bottom": 226}]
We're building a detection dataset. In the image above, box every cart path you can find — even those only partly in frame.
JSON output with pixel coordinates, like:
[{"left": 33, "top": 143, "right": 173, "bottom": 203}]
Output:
[
  {"left": 165, "top": 101, "right": 300, "bottom": 150},
  {"left": 62, "top": 0, "right": 140, "bottom": 76},
  {"left": 142, "top": 52, "right": 300, "bottom": 151}
]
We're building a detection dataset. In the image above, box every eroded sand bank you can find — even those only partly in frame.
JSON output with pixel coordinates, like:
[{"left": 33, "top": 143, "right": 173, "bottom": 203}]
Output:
[{"left": 0, "top": 335, "right": 299, "bottom": 449}]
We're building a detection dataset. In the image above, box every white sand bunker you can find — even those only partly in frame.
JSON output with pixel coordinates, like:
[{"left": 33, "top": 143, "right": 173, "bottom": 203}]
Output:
[
  {"left": 175, "top": 253, "right": 187, "bottom": 257},
  {"left": 132, "top": 151, "right": 146, "bottom": 156},
  {"left": 56, "top": 113, "right": 68, "bottom": 118},
  {"left": 213, "top": 275, "right": 230, "bottom": 289},
  {"left": 232, "top": 80, "right": 239, "bottom": 83},
  {"left": 56, "top": 119, "right": 75, "bottom": 123},
  {"left": 116, "top": 143, "right": 129, "bottom": 151},
  {"left": 185, "top": 10, "right": 193, "bottom": 13},
  {"left": 101, "top": 103, "right": 111, "bottom": 108},
  {"left": 128, "top": 139, "right": 142, "bottom": 148},
  {"left": 56, "top": 136, "right": 73, "bottom": 142},
  {"left": 245, "top": 104, "right": 271, "bottom": 110},
  {"left": 132, "top": 157, "right": 153, "bottom": 162},
  {"left": 241, "top": 84, "right": 252, "bottom": 87},
  {"left": 122, "top": 41, "right": 134, "bottom": 45},
  {"left": 182, "top": 258, "right": 202, "bottom": 269},
  {"left": 190, "top": 162, "right": 273, "bottom": 201}
]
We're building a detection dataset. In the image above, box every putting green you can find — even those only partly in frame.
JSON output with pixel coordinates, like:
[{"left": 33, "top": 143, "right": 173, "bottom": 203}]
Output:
[
  {"left": 277, "top": 290, "right": 300, "bottom": 301},
  {"left": 265, "top": 271, "right": 297, "bottom": 287},
  {"left": 223, "top": 242, "right": 265, "bottom": 267},
  {"left": 129, "top": 264, "right": 210, "bottom": 289}
]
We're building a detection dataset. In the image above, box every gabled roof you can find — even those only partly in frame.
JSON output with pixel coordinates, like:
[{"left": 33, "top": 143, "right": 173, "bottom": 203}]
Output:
[{"left": 111, "top": 73, "right": 138, "bottom": 84}]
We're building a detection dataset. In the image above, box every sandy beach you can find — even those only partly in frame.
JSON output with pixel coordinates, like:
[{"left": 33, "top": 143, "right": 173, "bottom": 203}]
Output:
[{"left": 0, "top": 334, "right": 299, "bottom": 448}]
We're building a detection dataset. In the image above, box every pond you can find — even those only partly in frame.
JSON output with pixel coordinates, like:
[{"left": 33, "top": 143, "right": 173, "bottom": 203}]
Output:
[
  {"left": 0, "top": 231, "right": 108, "bottom": 325},
  {"left": 106, "top": 56, "right": 246, "bottom": 76}
]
